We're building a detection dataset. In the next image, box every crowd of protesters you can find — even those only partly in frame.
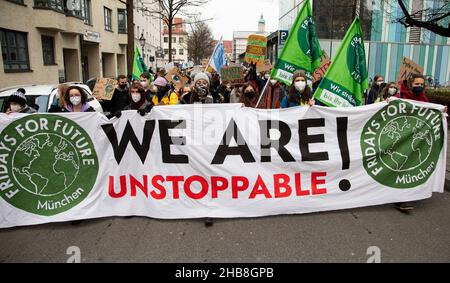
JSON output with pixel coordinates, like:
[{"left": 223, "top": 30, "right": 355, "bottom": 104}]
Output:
[
  {"left": 4, "top": 63, "right": 436, "bottom": 118},
  {"left": 2, "top": 64, "right": 447, "bottom": 215}
]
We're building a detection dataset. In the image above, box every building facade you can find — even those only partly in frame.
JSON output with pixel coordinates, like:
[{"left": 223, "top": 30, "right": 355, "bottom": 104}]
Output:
[
  {"left": 0, "top": 0, "right": 164, "bottom": 88},
  {"left": 223, "top": 40, "right": 233, "bottom": 62},
  {"left": 278, "top": 0, "right": 450, "bottom": 86},
  {"left": 162, "top": 17, "right": 188, "bottom": 65},
  {"left": 232, "top": 14, "right": 270, "bottom": 63},
  {"left": 134, "top": 0, "right": 163, "bottom": 71},
  {"left": 0, "top": 0, "right": 128, "bottom": 87}
]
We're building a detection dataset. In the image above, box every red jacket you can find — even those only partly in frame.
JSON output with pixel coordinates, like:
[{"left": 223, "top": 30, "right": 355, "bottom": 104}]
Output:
[{"left": 395, "top": 80, "right": 429, "bottom": 102}]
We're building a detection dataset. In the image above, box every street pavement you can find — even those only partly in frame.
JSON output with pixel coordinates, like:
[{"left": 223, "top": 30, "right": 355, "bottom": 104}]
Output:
[{"left": 0, "top": 132, "right": 449, "bottom": 263}]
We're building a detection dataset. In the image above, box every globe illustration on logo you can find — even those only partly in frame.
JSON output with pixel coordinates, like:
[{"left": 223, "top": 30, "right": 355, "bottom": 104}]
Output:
[
  {"left": 378, "top": 117, "right": 432, "bottom": 172},
  {"left": 0, "top": 115, "right": 99, "bottom": 216},
  {"left": 12, "top": 133, "right": 80, "bottom": 197},
  {"left": 361, "top": 100, "right": 443, "bottom": 189}
]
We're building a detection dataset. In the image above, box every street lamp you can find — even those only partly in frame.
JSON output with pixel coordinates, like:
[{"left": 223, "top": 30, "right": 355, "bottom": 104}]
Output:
[{"left": 139, "top": 33, "right": 146, "bottom": 64}]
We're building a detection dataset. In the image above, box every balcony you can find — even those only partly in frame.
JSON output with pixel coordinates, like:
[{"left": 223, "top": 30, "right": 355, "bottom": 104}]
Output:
[{"left": 33, "top": 0, "right": 84, "bottom": 33}]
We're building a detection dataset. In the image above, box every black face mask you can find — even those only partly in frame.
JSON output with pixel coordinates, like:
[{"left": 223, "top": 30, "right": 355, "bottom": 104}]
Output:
[
  {"left": 119, "top": 84, "right": 127, "bottom": 89},
  {"left": 245, "top": 91, "right": 256, "bottom": 99},
  {"left": 196, "top": 85, "right": 208, "bottom": 97},
  {"left": 412, "top": 86, "right": 424, "bottom": 96}
]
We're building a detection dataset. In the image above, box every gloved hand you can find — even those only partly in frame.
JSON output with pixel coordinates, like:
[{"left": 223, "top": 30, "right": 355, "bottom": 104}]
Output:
[
  {"left": 114, "top": 110, "right": 122, "bottom": 119},
  {"left": 205, "top": 95, "right": 214, "bottom": 104},
  {"left": 138, "top": 109, "right": 147, "bottom": 117}
]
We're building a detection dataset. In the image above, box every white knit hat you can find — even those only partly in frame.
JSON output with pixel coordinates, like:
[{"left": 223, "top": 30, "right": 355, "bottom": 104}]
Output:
[{"left": 194, "top": 72, "right": 210, "bottom": 86}]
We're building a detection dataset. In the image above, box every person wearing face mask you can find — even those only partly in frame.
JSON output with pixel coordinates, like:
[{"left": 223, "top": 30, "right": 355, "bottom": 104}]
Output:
[
  {"left": 151, "top": 77, "right": 179, "bottom": 106},
  {"left": 281, "top": 70, "right": 315, "bottom": 108},
  {"left": 190, "top": 72, "right": 215, "bottom": 104},
  {"left": 100, "top": 75, "right": 131, "bottom": 118},
  {"left": 124, "top": 82, "right": 148, "bottom": 113},
  {"left": 376, "top": 82, "right": 398, "bottom": 102},
  {"left": 392, "top": 73, "right": 449, "bottom": 213},
  {"left": 395, "top": 74, "right": 429, "bottom": 102},
  {"left": 366, "top": 75, "right": 385, "bottom": 105},
  {"left": 239, "top": 82, "right": 260, "bottom": 108},
  {"left": 140, "top": 72, "right": 153, "bottom": 101},
  {"left": 58, "top": 86, "right": 94, "bottom": 113},
  {"left": 5, "top": 91, "right": 37, "bottom": 114}
]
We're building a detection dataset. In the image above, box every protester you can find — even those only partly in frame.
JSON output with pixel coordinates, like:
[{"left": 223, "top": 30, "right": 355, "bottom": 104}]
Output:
[
  {"left": 179, "top": 86, "right": 192, "bottom": 105},
  {"left": 392, "top": 73, "right": 447, "bottom": 212},
  {"left": 124, "top": 82, "right": 149, "bottom": 114},
  {"left": 396, "top": 74, "right": 428, "bottom": 102},
  {"left": 100, "top": 75, "right": 131, "bottom": 118},
  {"left": 216, "top": 80, "right": 232, "bottom": 104},
  {"left": 377, "top": 82, "right": 398, "bottom": 102},
  {"left": 151, "top": 77, "right": 178, "bottom": 106},
  {"left": 58, "top": 86, "right": 95, "bottom": 113},
  {"left": 259, "top": 77, "right": 286, "bottom": 109},
  {"left": 48, "top": 84, "right": 69, "bottom": 113},
  {"left": 366, "top": 75, "right": 385, "bottom": 104},
  {"left": 239, "top": 82, "right": 260, "bottom": 108},
  {"left": 190, "top": 72, "right": 215, "bottom": 104},
  {"left": 140, "top": 72, "right": 153, "bottom": 101},
  {"left": 5, "top": 91, "right": 36, "bottom": 114},
  {"left": 281, "top": 70, "right": 315, "bottom": 108}
]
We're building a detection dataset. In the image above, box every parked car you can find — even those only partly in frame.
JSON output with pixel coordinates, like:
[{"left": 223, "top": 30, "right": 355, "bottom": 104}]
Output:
[{"left": 0, "top": 83, "right": 103, "bottom": 113}]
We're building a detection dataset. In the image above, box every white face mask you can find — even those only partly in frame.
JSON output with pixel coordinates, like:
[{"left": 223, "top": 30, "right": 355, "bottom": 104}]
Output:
[
  {"left": 388, "top": 88, "right": 397, "bottom": 95},
  {"left": 294, "top": 81, "right": 307, "bottom": 92},
  {"left": 70, "top": 96, "right": 82, "bottom": 106},
  {"left": 270, "top": 79, "right": 277, "bottom": 86},
  {"left": 10, "top": 104, "right": 23, "bottom": 113},
  {"left": 132, "top": 94, "right": 142, "bottom": 103}
]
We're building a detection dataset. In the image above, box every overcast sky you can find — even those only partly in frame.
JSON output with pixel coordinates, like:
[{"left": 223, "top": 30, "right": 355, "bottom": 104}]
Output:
[{"left": 191, "top": 0, "right": 279, "bottom": 41}]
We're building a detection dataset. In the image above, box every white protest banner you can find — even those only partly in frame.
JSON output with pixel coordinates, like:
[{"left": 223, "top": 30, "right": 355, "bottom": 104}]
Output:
[{"left": 0, "top": 100, "right": 447, "bottom": 227}]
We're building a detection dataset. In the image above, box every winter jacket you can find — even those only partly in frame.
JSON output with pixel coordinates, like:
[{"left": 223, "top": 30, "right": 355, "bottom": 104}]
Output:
[{"left": 395, "top": 80, "right": 429, "bottom": 102}]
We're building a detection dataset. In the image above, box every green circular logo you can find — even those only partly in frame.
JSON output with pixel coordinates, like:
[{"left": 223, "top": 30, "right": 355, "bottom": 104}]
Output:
[
  {"left": 0, "top": 115, "right": 98, "bottom": 215},
  {"left": 346, "top": 35, "right": 367, "bottom": 83},
  {"left": 361, "top": 100, "right": 444, "bottom": 189},
  {"left": 297, "top": 17, "right": 321, "bottom": 62}
]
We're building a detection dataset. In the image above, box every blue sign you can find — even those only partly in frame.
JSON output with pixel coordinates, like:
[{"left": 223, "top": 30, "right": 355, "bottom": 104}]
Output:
[{"left": 279, "top": 30, "right": 289, "bottom": 45}]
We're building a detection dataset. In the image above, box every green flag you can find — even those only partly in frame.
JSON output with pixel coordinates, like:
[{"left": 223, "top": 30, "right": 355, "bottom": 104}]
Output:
[
  {"left": 313, "top": 18, "right": 368, "bottom": 107},
  {"left": 271, "top": 0, "right": 323, "bottom": 85},
  {"left": 132, "top": 46, "right": 151, "bottom": 81}
]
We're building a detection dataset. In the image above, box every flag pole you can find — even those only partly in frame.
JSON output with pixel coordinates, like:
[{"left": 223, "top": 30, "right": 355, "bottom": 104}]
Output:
[{"left": 255, "top": 78, "right": 270, "bottom": 108}]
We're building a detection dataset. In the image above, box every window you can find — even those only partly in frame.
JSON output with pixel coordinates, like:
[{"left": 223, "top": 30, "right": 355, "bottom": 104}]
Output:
[
  {"left": 118, "top": 9, "right": 127, "bottom": 33},
  {"left": 33, "top": 0, "right": 64, "bottom": 12},
  {"left": 41, "top": 35, "right": 55, "bottom": 65},
  {"left": 1, "top": 29, "right": 30, "bottom": 72},
  {"left": 172, "top": 37, "right": 176, "bottom": 43},
  {"left": 164, "top": 37, "right": 168, "bottom": 43},
  {"left": 104, "top": 7, "right": 112, "bottom": 31},
  {"left": 172, "top": 49, "right": 176, "bottom": 55},
  {"left": 81, "top": 0, "right": 91, "bottom": 24},
  {"left": 8, "top": 0, "right": 24, "bottom": 4},
  {"left": 164, "top": 49, "right": 169, "bottom": 55},
  {"left": 179, "top": 37, "right": 184, "bottom": 44},
  {"left": 179, "top": 49, "right": 184, "bottom": 55}
]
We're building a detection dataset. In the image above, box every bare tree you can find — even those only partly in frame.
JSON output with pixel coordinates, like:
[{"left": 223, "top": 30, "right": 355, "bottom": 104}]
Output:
[
  {"left": 396, "top": 0, "right": 449, "bottom": 37},
  {"left": 187, "top": 21, "right": 215, "bottom": 64},
  {"left": 142, "top": 0, "right": 210, "bottom": 62}
]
